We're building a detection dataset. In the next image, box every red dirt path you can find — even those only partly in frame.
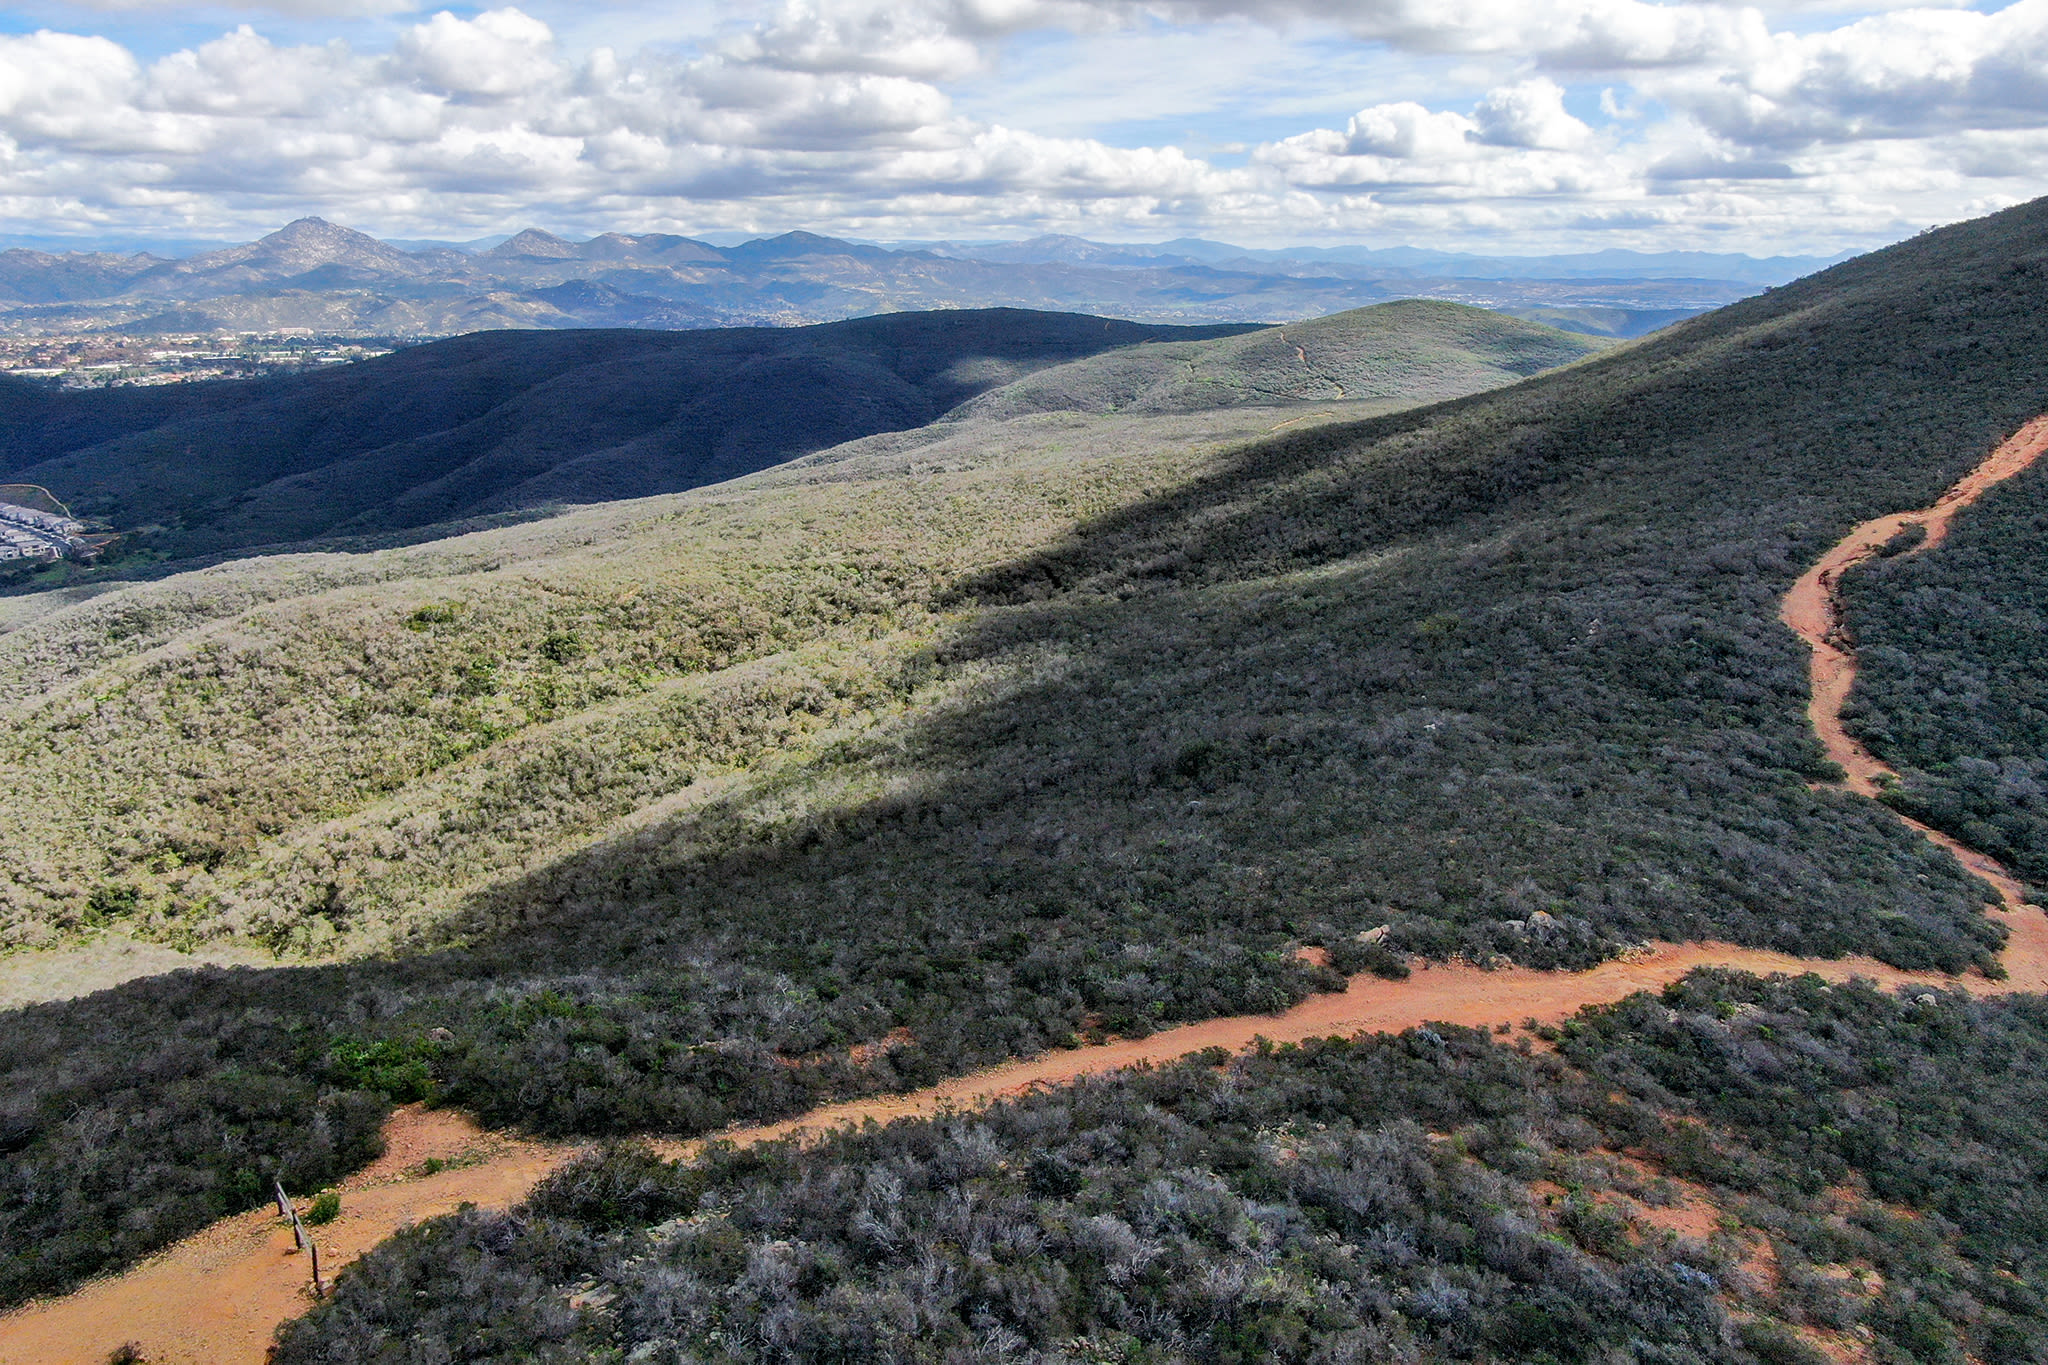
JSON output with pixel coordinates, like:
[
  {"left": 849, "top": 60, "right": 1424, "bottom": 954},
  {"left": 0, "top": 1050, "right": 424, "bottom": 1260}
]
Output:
[
  {"left": 1780, "top": 414, "right": 2048, "bottom": 799},
  {"left": 7, "top": 416, "right": 2048, "bottom": 1365}
]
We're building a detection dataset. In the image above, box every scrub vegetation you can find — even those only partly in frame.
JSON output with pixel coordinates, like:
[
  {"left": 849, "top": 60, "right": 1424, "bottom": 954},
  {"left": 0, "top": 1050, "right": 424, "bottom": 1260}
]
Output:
[
  {"left": 1841, "top": 457, "right": 2048, "bottom": 891},
  {"left": 948, "top": 300, "right": 1604, "bottom": 419},
  {"left": 2, "top": 197, "right": 2048, "bottom": 1313},
  {"left": 273, "top": 971, "right": 2048, "bottom": 1365}
]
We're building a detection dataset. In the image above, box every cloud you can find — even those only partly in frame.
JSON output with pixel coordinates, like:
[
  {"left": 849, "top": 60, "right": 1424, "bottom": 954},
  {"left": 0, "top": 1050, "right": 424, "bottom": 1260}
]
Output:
[
  {"left": 0, "top": 0, "right": 2041, "bottom": 250},
  {"left": 54, "top": 0, "right": 416, "bottom": 14},
  {"left": 392, "top": 9, "right": 558, "bottom": 97},
  {"left": 1470, "top": 78, "right": 1591, "bottom": 149},
  {"left": 1647, "top": 1, "right": 2048, "bottom": 149}
]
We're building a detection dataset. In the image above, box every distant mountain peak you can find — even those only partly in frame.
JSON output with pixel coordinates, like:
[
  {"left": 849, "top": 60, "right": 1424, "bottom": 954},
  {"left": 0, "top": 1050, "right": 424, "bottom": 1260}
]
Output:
[
  {"left": 259, "top": 217, "right": 395, "bottom": 253},
  {"left": 489, "top": 228, "right": 580, "bottom": 259}
]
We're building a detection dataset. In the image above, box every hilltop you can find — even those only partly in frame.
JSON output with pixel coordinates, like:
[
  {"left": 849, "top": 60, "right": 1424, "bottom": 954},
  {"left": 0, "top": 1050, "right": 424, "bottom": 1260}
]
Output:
[
  {"left": 953, "top": 299, "right": 1602, "bottom": 418},
  {"left": 0, "top": 195, "right": 2045, "bottom": 1328}
]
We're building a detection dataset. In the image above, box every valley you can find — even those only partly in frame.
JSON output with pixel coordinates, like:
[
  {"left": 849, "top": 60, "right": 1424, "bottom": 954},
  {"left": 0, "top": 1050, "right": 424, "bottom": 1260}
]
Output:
[{"left": 0, "top": 302, "right": 1593, "bottom": 571}]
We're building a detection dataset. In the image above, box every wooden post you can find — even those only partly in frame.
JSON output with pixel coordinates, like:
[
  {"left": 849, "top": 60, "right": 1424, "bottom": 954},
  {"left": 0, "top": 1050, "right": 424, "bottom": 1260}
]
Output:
[
  {"left": 309, "top": 1241, "right": 324, "bottom": 1298},
  {"left": 274, "top": 1179, "right": 292, "bottom": 1219},
  {"left": 289, "top": 1205, "right": 306, "bottom": 1251}
]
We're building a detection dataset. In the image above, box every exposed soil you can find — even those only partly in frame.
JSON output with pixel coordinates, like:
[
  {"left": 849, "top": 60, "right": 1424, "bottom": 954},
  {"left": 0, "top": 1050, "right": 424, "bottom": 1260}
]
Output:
[
  {"left": 1780, "top": 414, "right": 2048, "bottom": 799},
  {"left": 7, "top": 416, "right": 2048, "bottom": 1365}
]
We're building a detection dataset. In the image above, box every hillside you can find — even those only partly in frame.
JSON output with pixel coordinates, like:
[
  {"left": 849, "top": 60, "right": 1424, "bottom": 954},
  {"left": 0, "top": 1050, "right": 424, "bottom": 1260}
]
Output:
[
  {"left": 276, "top": 974, "right": 2048, "bottom": 1365},
  {"left": 1, "top": 196, "right": 2047, "bottom": 1316},
  {"left": 1841, "top": 456, "right": 2048, "bottom": 887},
  {"left": 951, "top": 300, "right": 1604, "bottom": 419},
  {"left": 0, "top": 311, "right": 1257, "bottom": 563},
  {"left": 0, "top": 304, "right": 1601, "bottom": 574}
]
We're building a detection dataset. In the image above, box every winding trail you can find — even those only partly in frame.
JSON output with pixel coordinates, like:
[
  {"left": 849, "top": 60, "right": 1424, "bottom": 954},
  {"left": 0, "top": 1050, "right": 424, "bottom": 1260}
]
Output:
[
  {"left": 1780, "top": 413, "right": 2048, "bottom": 909},
  {"left": 7, "top": 419, "right": 2048, "bottom": 1365}
]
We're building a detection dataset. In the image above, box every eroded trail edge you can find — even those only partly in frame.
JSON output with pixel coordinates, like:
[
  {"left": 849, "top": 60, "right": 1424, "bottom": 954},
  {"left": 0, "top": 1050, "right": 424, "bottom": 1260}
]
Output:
[{"left": 9, "top": 421, "right": 2048, "bottom": 1365}]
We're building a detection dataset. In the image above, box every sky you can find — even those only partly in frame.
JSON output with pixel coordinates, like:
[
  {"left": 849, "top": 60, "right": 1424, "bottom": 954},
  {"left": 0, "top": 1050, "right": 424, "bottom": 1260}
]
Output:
[{"left": 0, "top": 0, "right": 2043, "bottom": 254}]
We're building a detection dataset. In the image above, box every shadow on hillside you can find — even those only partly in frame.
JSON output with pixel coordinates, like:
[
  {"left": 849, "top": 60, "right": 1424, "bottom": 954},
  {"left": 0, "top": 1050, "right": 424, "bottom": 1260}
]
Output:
[
  {"left": 12, "top": 201, "right": 2048, "bottom": 1315},
  {"left": 399, "top": 241, "right": 2048, "bottom": 1086}
]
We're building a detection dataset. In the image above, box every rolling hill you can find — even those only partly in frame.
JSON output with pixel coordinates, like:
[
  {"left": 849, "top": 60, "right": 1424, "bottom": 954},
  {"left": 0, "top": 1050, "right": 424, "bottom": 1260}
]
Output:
[
  {"left": 0, "top": 303, "right": 1598, "bottom": 570},
  {"left": 952, "top": 299, "right": 1603, "bottom": 418},
  {"left": 0, "top": 194, "right": 2046, "bottom": 1331},
  {"left": 0, "top": 310, "right": 1259, "bottom": 563}
]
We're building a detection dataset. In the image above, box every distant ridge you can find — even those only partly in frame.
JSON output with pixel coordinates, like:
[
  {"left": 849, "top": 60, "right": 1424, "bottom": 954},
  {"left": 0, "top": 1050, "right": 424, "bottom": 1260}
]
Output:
[
  {"left": 487, "top": 228, "right": 581, "bottom": 260},
  {"left": 0, "top": 301, "right": 1605, "bottom": 567},
  {"left": 0, "top": 218, "right": 1824, "bottom": 337},
  {"left": 0, "top": 309, "right": 1263, "bottom": 562}
]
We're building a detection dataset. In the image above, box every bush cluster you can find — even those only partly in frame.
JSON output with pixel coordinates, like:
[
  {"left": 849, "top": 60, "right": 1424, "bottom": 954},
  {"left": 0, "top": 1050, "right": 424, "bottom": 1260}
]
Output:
[
  {"left": 1840, "top": 458, "right": 2048, "bottom": 891},
  {"left": 275, "top": 971, "right": 2048, "bottom": 1364}
]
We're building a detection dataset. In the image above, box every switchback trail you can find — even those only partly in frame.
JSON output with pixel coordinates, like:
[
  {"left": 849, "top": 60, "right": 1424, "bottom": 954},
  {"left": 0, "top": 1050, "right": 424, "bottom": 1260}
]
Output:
[{"left": 7, "top": 418, "right": 2048, "bottom": 1365}]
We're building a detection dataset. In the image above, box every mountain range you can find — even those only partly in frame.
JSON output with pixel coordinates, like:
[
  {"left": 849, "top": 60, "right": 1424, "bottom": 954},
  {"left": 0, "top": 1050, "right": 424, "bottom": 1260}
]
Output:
[{"left": 0, "top": 218, "right": 1822, "bottom": 339}]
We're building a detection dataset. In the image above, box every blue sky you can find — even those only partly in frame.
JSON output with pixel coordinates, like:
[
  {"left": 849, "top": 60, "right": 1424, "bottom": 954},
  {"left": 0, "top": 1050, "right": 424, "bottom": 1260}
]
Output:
[{"left": 0, "top": 0, "right": 2041, "bottom": 254}]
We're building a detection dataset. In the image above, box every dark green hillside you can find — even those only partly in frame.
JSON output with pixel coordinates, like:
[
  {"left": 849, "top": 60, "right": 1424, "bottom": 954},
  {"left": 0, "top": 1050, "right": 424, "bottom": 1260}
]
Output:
[
  {"left": 1840, "top": 458, "right": 2048, "bottom": 888},
  {"left": 954, "top": 299, "right": 1603, "bottom": 419},
  {"left": 0, "top": 310, "right": 1255, "bottom": 562},
  {"left": 273, "top": 972, "right": 2048, "bottom": 1365},
  {"left": 3, "top": 198, "right": 2048, "bottom": 1311}
]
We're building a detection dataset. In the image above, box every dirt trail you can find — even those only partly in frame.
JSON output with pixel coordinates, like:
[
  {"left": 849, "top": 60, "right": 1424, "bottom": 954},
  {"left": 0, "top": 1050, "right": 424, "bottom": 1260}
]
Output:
[
  {"left": 1780, "top": 414, "right": 2048, "bottom": 798},
  {"left": 8, "top": 419, "right": 2048, "bottom": 1365}
]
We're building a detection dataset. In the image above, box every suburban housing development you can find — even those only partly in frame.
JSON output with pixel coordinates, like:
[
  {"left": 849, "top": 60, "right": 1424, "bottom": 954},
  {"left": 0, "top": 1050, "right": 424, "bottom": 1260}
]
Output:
[{"left": 0, "top": 499, "right": 91, "bottom": 560}]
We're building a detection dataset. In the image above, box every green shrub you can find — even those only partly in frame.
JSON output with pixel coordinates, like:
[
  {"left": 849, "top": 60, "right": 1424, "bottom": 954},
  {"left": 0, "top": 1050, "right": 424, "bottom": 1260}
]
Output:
[
  {"left": 303, "top": 1191, "right": 341, "bottom": 1226},
  {"left": 325, "top": 1037, "right": 440, "bottom": 1103},
  {"left": 1737, "top": 1319, "right": 1829, "bottom": 1365},
  {"left": 405, "top": 602, "right": 461, "bottom": 630},
  {"left": 538, "top": 631, "right": 584, "bottom": 663}
]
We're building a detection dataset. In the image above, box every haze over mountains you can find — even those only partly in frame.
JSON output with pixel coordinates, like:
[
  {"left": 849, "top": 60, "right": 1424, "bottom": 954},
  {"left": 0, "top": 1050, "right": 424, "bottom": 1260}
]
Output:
[{"left": 0, "top": 217, "right": 1834, "bottom": 340}]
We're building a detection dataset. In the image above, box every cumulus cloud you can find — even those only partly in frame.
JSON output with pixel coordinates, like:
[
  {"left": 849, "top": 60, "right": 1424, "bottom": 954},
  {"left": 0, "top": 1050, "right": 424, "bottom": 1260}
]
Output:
[
  {"left": 1648, "top": 1, "right": 2048, "bottom": 148},
  {"left": 392, "top": 9, "right": 558, "bottom": 97},
  {"left": 58, "top": 0, "right": 417, "bottom": 13},
  {"left": 1470, "top": 79, "right": 1592, "bottom": 149},
  {"left": 0, "top": 0, "right": 2042, "bottom": 249}
]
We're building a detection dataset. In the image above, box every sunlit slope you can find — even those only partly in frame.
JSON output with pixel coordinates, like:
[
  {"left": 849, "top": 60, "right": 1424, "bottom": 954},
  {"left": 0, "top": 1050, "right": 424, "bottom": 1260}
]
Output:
[
  {"left": 0, "top": 302, "right": 1614, "bottom": 959},
  {"left": 0, "top": 404, "right": 1355, "bottom": 955},
  {"left": 951, "top": 299, "right": 1606, "bottom": 419}
]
